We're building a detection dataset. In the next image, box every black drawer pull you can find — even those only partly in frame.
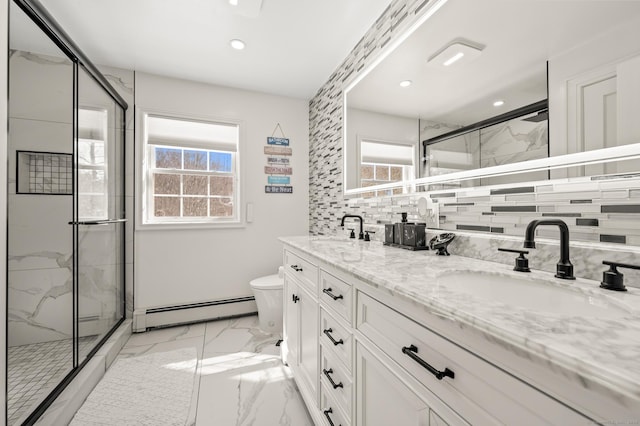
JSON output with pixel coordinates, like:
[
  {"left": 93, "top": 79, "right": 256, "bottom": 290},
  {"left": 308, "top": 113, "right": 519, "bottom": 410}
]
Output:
[
  {"left": 401, "top": 345, "right": 454, "bottom": 380},
  {"left": 323, "top": 368, "right": 344, "bottom": 389},
  {"left": 292, "top": 294, "right": 299, "bottom": 303},
  {"left": 323, "top": 328, "right": 344, "bottom": 346},
  {"left": 290, "top": 264, "right": 303, "bottom": 272},
  {"left": 322, "top": 288, "right": 343, "bottom": 300},
  {"left": 323, "top": 408, "right": 341, "bottom": 426}
]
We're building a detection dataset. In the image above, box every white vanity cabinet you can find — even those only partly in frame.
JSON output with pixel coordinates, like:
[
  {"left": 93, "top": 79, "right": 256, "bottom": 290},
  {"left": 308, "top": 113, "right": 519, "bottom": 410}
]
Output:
[
  {"left": 281, "top": 243, "right": 594, "bottom": 426},
  {"left": 356, "top": 340, "right": 464, "bottom": 426},
  {"left": 356, "top": 291, "right": 589, "bottom": 425},
  {"left": 318, "top": 269, "right": 355, "bottom": 425},
  {"left": 283, "top": 250, "right": 320, "bottom": 417}
]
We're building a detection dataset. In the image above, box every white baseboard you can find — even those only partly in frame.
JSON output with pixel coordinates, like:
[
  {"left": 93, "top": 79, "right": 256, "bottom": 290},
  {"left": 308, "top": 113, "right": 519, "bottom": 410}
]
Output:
[{"left": 133, "top": 297, "right": 257, "bottom": 332}]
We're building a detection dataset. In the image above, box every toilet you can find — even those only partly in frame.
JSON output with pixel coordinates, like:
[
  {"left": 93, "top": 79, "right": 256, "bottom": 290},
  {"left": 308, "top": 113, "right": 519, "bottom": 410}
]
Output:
[{"left": 249, "top": 266, "right": 284, "bottom": 334}]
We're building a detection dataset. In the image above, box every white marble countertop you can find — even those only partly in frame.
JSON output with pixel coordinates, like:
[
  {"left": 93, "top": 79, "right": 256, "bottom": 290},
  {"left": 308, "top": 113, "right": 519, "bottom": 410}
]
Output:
[{"left": 279, "top": 235, "right": 640, "bottom": 409}]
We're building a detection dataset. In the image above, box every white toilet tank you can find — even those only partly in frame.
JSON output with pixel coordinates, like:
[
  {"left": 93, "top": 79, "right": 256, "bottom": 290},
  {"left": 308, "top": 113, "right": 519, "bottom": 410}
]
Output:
[{"left": 249, "top": 267, "right": 284, "bottom": 334}]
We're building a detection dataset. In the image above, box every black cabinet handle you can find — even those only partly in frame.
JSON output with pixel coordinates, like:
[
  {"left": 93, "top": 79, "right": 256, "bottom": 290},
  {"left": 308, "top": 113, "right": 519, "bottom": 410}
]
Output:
[
  {"left": 323, "top": 368, "right": 344, "bottom": 389},
  {"left": 322, "top": 288, "right": 343, "bottom": 301},
  {"left": 290, "top": 264, "right": 303, "bottom": 272},
  {"left": 323, "top": 408, "right": 340, "bottom": 426},
  {"left": 323, "top": 328, "right": 344, "bottom": 346},
  {"left": 401, "top": 345, "right": 454, "bottom": 380},
  {"left": 292, "top": 294, "right": 299, "bottom": 303}
]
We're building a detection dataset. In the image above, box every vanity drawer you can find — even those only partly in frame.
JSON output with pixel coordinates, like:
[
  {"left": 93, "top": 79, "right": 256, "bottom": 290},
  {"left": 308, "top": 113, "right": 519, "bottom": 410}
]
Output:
[
  {"left": 320, "top": 308, "right": 353, "bottom": 371},
  {"left": 320, "top": 270, "right": 352, "bottom": 324},
  {"left": 284, "top": 250, "right": 319, "bottom": 293},
  {"left": 321, "top": 383, "right": 351, "bottom": 426},
  {"left": 356, "top": 291, "right": 589, "bottom": 425},
  {"left": 320, "top": 344, "right": 353, "bottom": 418}
]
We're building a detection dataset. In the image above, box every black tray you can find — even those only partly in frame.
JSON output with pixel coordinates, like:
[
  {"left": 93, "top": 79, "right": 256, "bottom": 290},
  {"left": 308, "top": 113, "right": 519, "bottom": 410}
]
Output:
[{"left": 383, "top": 242, "right": 430, "bottom": 251}]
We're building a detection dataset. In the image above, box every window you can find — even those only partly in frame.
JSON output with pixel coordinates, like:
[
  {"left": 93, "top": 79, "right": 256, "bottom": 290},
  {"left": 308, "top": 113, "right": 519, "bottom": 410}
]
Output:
[
  {"left": 143, "top": 114, "right": 240, "bottom": 224},
  {"left": 359, "top": 139, "right": 415, "bottom": 197},
  {"left": 78, "top": 108, "right": 108, "bottom": 219}
]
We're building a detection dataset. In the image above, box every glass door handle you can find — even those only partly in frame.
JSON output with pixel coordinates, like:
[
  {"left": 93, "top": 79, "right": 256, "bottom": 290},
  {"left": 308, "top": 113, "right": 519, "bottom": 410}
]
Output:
[{"left": 68, "top": 218, "right": 127, "bottom": 225}]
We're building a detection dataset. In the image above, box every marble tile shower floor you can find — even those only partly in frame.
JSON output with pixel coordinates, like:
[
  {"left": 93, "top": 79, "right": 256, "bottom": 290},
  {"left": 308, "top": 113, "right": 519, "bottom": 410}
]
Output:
[
  {"left": 76, "top": 315, "right": 313, "bottom": 425},
  {"left": 7, "top": 337, "right": 96, "bottom": 425}
]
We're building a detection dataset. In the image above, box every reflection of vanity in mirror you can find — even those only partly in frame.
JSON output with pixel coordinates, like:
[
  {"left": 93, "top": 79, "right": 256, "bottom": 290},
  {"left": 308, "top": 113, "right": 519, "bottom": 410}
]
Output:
[{"left": 344, "top": 0, "right": 640, "bottom": 196}]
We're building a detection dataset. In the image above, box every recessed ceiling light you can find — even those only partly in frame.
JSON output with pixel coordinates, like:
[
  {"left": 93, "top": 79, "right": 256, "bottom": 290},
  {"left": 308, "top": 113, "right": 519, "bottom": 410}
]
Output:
[
  {"left": 230, "top": 39, "right": 246, "bottom": 50},
  {"left": 399, "top": 80, "right": 412, "bottom": 88},
  {"left": 427, "top": 40, "right": 484, "bottom": 68},
  {"left": 229, "top": 0, "right": 238, "bottom": 5},
  {"left": 493, "top": 100, "right": 505, "bottom": 107}
]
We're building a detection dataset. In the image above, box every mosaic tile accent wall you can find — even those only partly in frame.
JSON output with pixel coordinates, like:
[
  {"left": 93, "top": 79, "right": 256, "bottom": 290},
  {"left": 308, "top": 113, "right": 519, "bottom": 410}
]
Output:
[
  {"left": 341, "top": 175, "right": 640, "bottom": 243},
  {"left": 308, "top": 0, "right": 640, "bottom": 286},
  {"left": 309, "top": 0, "right": 432, "bottom": 236},
  {"left": 339, "top": 176, "right": 640, "bottom": 286}
]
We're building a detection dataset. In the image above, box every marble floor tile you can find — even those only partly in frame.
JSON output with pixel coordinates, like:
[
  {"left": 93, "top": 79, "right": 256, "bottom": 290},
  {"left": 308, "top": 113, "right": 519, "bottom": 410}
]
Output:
[
  {"left": 124, "top": 322, "right": 206, "bottom": 347},
  {"left": 203, "top": 315, "right": 282, "bottom": 356},
  {"left": 117, "top": 336, "right": 205, "bottom": 360},
  {"left": 196, "top": 353, "right": 312, "bottom": 426},
  {"left": 78, "top": 314, "right": 310, "bottom": 425}
]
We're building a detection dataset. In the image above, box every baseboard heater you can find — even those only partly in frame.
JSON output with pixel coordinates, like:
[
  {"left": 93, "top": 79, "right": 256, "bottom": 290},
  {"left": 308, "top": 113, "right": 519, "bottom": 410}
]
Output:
[{"left": 133, "top": 296, "right": 257, "bottom": 332}]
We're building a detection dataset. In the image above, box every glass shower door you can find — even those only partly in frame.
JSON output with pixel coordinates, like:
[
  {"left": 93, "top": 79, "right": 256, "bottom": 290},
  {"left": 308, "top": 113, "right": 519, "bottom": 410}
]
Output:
[
  {"left": 7, "top": 1, "right": 128, "bottom": 423},
  {"left": 7, "top": 2, "right": 75, "bottom": 423},
  {"left": 75, "top": 66, "right": 125, "bottom": 363}
]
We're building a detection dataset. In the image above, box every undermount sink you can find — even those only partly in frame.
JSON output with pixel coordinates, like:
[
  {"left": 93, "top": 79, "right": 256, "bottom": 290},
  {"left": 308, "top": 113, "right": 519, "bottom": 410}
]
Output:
[{"left": 438, "top": 271, "right": 628, "bottom": 318}]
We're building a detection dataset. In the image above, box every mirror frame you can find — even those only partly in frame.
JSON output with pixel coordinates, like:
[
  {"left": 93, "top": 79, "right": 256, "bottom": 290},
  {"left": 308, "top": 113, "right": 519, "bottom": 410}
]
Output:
[{"left": 342, "top": 0, "right": 640, "bottom": 196}]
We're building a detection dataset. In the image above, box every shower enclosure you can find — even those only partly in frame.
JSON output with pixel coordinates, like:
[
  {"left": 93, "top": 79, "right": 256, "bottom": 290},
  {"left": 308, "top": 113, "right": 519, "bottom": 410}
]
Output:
[{"left": 6, "top": 1, "right": 127, "bottom": 424}]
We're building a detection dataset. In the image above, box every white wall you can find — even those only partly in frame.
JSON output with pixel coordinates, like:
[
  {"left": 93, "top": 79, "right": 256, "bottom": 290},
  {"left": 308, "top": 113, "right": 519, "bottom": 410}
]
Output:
[
  {"left": 549, "top": 14, "right": 640, "bottom": 159},
  {"left": 1, "top": 0, "right": 9, "bottom": 420},
  {"left": 134, "top": 72, "right": 309, "bottom": 310}
]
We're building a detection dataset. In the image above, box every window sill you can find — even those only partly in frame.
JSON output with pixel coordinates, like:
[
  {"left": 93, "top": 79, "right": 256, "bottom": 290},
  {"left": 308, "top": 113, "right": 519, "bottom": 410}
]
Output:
[{"left": 137, "top": 220, "right": 246, "bottom": 231}]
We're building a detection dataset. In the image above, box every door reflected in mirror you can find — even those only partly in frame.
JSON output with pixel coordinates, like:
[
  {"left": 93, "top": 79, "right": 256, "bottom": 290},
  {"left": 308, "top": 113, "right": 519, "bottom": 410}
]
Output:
[{"left": 344, "top": 0, "right": 640, "bottom": 195}]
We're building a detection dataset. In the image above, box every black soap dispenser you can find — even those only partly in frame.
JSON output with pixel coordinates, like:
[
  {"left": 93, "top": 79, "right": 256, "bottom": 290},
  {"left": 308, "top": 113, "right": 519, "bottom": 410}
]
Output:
[{"left": 393, "top": 212, "right": 408, "bottom": 245}]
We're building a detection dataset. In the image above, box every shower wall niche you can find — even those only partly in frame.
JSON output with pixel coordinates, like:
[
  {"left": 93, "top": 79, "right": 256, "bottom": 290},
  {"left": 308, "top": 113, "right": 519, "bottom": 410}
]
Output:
[{"left": 7, "top": 1, "right": 127, "bottom": 424}]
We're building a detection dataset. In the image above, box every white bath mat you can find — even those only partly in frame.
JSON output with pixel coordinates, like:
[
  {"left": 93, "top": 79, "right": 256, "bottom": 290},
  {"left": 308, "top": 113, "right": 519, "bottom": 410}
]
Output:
[{"left": 70, "top": 348, "right": 198, "bottom": 426}]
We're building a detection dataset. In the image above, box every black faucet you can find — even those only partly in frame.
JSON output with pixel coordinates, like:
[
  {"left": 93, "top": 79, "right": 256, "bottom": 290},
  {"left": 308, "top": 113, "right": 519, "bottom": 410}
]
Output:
[
  {"left": 523, "top": 219, "right": 575, "bottom": 280},
  {"left": 340, "top": 214, "right": 364, "bottom": 240}
]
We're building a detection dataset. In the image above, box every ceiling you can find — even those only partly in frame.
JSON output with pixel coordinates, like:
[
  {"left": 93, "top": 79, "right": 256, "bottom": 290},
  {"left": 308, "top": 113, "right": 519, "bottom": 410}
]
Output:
[
  {"left": 347, "top": 0, "right": 640, "bottom": 125},
  {"left": 34, "top": 0, "right": 393, "bottom": 99}
]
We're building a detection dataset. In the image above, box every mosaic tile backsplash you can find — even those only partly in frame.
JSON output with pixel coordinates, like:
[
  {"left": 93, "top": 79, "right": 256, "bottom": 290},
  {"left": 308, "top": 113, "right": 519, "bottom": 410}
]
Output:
[
  {"left": 339, "top": 175, "right": 640, "bottom": 284},
  {"left": 308, "top": 0, "right": 640, "bottom": 286}
]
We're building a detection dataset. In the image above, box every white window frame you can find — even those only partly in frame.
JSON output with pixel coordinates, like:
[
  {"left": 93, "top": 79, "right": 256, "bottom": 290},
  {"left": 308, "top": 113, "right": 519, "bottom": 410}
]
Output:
[
  {"left": 357, "top": 136, "right": 418, "bottom": 196},
  {"left": 138, "top": 109, "right": 243, "bottom": 228}
]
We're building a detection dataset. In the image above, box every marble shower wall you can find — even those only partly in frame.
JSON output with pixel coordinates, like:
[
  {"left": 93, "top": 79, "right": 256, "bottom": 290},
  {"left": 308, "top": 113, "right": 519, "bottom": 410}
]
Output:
[
  {"left": 308, "top": 0, "right": 640, "bottom": 287},
  {"left": 478, "top": 118, "right": 548, "bottom": 169},
  {"left": 8, "top": 49, "right": 75, "bottom": 346}
]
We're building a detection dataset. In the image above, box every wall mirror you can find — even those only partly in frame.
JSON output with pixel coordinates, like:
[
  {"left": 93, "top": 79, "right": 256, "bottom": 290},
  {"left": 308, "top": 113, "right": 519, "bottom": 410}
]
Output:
[{"left": 343, "top": 0, "right": 640, "bottom": 196}]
